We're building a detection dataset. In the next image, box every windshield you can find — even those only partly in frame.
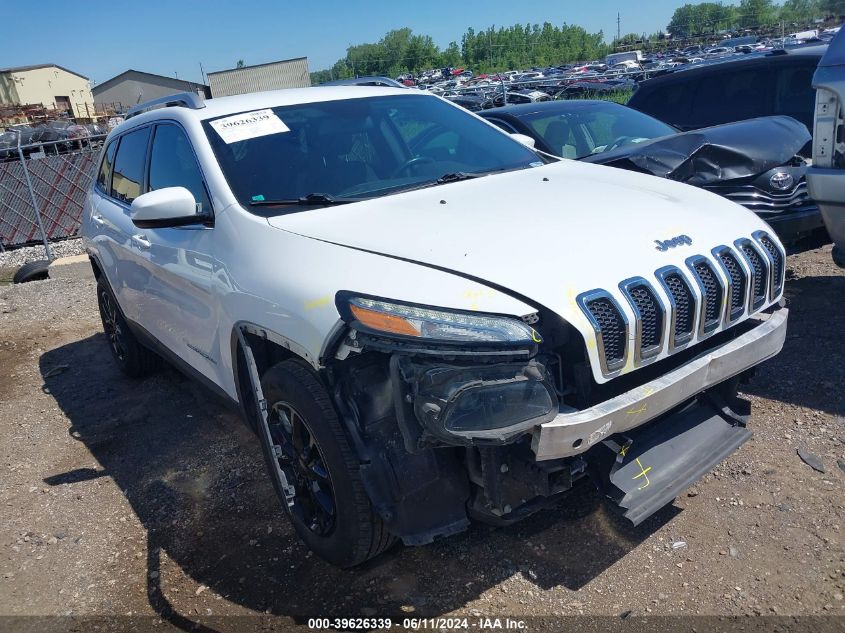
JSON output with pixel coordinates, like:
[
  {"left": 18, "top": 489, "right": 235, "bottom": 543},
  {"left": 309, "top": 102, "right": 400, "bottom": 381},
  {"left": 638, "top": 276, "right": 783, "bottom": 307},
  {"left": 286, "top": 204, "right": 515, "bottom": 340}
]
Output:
[
  {"left": 521, "top": 104, "right": 676, "bottom": 159},
  {"left": 203, "top": 94, "right": 541, "bottom": 211}
]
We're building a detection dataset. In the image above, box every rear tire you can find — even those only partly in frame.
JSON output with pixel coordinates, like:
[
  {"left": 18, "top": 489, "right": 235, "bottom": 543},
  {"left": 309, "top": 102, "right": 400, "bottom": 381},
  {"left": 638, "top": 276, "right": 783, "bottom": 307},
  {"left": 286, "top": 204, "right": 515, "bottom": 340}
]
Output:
[
  {"left": 96, "top": 277, "right": 159, "bottom": 378},
  {"left": 259, "top": 359, "right": 396, "bottom": 567},
  {"left": 833, "top": 245, "right": 845, "bottom": 269},
  {"left": 13, "top": 259, "right": 50, "bottom": 283}
]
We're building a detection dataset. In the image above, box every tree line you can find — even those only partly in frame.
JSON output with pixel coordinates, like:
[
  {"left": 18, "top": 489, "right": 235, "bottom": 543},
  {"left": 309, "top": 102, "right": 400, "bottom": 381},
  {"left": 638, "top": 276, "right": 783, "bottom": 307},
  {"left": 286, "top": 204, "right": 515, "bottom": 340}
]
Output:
[
  {"left": 309, "top": 24, "right": 609, "bottom": 84},
  {"left": 667, "top": 0, "right": 843, "bottom": 38},
  {"left": 310, "top": 1, "right": 843, "bottom": 83}
]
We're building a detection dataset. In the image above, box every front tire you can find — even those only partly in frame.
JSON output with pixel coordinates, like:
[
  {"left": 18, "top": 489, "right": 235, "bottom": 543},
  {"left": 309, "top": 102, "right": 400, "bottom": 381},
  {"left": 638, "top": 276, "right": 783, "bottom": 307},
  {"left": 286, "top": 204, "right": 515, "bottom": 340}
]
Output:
[
  {"left": 96, "top": 277, "right": 159, "bottom": 378},
  {"left": 259, "top": 359, "right": 396, "bottom": 567}
]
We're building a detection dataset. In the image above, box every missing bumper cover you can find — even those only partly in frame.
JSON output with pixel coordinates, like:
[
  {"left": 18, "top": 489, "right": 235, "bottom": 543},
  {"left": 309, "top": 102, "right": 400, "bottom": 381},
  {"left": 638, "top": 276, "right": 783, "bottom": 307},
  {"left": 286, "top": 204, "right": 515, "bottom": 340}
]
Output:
[{"left": 395, "top": 356, "right": 558, "bottom": 445}]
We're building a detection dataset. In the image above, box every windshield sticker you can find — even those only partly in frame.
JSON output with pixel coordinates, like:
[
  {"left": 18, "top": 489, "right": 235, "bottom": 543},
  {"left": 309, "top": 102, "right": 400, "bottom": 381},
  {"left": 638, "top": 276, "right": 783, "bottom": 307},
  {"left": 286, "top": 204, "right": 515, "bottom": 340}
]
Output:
[
  {"left": 210, "top": 109, "right": 290, "bottom": 144},
  {"left": 251, "top": 194, "right": 265, "bottom": 202}
]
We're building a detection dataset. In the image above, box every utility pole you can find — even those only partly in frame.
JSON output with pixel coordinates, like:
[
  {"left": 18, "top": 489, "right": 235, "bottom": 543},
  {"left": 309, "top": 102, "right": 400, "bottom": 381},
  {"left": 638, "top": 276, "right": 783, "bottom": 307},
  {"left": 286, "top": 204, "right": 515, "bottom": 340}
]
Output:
[{"left": 617, "top": 12, "right": 621, "bottom": 42}]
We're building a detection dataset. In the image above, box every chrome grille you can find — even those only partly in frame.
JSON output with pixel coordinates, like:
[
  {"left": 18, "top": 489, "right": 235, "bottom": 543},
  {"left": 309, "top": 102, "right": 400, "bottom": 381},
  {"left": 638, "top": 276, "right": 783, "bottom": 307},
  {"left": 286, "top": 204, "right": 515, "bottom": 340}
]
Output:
[
  {"left": 688, "top": 257, "right": 725, "bottom": 334},
  {"left": 659, "top": 269, "right": 696, "bottom": 347},
  {"left": 579, "top": 293, "right": 627, "bottom": 373},
  {"left": 707, "top": 180, "right": 813, "bottom": 216},
  {"left": 757, "top": 232, "right": 785, "bottom": 298},
  {"left": 620, "top": 279, "right": 664, "bottom": 362},
  {"left": 714, "top": 247, "right": 746, "bottom": 322},
  {"left": 737, "top": 240, "right": 769, "bottom": 311},
  {"left": 579, "top": 239, "right": 781, "bottom": 378}
]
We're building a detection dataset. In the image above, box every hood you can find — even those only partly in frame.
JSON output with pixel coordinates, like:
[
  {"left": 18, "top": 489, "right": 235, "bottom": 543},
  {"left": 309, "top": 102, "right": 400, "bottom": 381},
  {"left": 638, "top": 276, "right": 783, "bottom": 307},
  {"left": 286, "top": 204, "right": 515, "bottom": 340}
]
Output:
[
  {"left": 582, "top": 116, "right": 810, "bottom": 185},
  {"left": 267, "top": 160, "right": 783, "bottom": 383}
]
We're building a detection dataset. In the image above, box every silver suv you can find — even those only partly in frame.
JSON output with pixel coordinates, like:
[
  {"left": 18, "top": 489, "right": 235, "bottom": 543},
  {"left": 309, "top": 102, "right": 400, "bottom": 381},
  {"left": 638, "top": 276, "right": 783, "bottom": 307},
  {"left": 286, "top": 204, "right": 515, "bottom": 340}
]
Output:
[{"left": 809, "top": 28, "right": 845, "bottom": 267}]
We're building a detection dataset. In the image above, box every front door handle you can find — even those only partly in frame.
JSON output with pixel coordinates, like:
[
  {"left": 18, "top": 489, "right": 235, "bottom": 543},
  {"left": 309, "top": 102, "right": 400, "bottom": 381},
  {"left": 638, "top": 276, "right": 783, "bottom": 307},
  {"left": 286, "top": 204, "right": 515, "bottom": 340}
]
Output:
[
  {"left": 92, "top": 213, "right": 105, "bottom": 226},
  {"left": 131, "top": 234, "right": 151, "bottom": 250}
]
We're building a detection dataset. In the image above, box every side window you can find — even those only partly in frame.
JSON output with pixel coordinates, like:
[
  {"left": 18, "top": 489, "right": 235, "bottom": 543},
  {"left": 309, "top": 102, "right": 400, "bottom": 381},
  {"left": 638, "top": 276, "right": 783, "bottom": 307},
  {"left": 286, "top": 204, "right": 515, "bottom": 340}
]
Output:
[
  {"left": 148, "top": 124, "right": 211, "bottom": 213},
  {"left": 689, "top": 67, "right": 772, "bottom": 127},
  {"left": 773, "top": 61, "right": 817, "bottom": 131},
  {"left": 96, "top": 140, "right": 117, "bottom": 193},
  {"left": 111, "top": 126, "right": 151, "bottom": 204},
  {"left": 632, "top": 80, "right": 694, "bottom": 128}
]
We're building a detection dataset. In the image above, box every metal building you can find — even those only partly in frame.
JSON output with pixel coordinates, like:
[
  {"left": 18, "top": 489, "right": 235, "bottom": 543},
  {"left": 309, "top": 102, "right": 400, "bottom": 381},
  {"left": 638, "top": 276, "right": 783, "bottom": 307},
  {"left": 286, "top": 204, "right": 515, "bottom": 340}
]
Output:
[
  {"left": 0, "top": 64, "right": 95, "bottom": 119},
  {"left": 207, "top": 57, "right": 310, "bottom": 97},
  {"left": 93, "top": 70, "right": 210, "bottom": 113}
]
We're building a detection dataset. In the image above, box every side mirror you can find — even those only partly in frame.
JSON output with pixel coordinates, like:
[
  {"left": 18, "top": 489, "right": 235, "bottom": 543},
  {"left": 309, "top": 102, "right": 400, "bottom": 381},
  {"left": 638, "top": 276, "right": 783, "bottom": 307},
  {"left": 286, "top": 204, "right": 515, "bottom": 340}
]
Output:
[
  {"left": 131, "top": 187, "right": 204, "bottom": 229},
  {"left": 510, "top": 133, "right": 537, "bottom": 149}
]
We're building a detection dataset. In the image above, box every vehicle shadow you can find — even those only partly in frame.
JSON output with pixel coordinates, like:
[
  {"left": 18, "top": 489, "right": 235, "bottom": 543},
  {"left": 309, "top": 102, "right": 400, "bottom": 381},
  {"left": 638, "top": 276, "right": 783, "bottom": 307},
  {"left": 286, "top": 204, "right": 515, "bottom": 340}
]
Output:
[
  {"left": 742, "top": 274, "right": 845, "bottom": 417},
  {"left": 39, "top": 333, "right": 675, "bottom": 627}
]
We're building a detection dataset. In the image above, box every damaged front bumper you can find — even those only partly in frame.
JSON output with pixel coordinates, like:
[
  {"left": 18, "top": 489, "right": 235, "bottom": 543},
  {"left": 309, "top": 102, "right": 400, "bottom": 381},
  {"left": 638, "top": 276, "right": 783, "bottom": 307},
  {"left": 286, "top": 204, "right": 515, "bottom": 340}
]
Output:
[{"left": 532, "top": 306, "right": 788, "bottom": 461}]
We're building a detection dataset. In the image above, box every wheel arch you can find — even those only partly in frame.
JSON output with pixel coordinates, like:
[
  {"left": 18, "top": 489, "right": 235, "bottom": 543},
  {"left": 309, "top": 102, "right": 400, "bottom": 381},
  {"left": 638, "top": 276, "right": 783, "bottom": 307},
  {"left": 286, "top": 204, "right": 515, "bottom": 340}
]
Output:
[
  {"left": 88, "top": 254, "right": 103, "bottom": 280},
  {"left": 230, "top": 321, "right": 329, "bottom": 432}
]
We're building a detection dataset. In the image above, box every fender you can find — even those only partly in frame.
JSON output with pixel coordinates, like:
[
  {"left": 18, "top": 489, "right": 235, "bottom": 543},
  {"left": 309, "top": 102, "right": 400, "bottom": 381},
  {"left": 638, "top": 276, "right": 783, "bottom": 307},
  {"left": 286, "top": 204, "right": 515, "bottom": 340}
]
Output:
[{"left": 229, "top": 321, "right": 325, "bottom": 430}]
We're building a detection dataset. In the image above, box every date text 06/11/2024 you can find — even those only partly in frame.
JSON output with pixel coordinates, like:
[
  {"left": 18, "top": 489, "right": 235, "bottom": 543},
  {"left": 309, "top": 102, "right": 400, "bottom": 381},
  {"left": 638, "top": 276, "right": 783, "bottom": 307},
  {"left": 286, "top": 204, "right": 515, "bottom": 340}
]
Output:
[{"left": 307, "top": 617, "right": 528, "bottom": 630}]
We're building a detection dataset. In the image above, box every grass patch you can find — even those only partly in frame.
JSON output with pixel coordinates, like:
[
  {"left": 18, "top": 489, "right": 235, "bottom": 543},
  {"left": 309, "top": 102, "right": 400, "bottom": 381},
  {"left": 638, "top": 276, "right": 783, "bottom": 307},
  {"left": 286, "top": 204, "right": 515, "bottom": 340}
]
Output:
[
  {"left": 557, "top": 88, "right": 634, "bottom": 105},
  {"left": 0, "top": 266, "right": 16, "bottom": 285}
]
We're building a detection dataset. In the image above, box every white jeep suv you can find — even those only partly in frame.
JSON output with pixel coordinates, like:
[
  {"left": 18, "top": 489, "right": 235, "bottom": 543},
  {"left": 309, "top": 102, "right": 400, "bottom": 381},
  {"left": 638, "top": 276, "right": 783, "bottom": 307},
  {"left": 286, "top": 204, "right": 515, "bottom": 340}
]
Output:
[{"left": 82, "top": 87, "right": 788, "bottom": 567}]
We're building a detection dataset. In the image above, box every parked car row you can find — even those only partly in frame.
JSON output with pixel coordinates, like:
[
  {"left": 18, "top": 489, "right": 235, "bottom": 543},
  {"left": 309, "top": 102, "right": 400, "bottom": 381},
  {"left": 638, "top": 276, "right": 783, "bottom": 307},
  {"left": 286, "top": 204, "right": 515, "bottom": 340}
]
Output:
[{"left": 0, "top": 120, "right": 107, "bottom": 161}]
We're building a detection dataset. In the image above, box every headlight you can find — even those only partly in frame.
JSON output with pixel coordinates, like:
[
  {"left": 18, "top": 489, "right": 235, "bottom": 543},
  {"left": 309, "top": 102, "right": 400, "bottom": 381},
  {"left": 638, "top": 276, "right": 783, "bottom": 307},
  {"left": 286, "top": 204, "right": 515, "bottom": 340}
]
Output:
[{"left": 339, "top": 295, "right": 541, "bottom": 345}]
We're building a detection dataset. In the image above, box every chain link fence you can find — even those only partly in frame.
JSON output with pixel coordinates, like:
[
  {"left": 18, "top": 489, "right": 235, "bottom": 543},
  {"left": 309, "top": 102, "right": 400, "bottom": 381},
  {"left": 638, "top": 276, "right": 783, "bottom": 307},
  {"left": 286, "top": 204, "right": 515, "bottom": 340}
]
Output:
[{"left": 0, "top": 135, "right": 106, "bottom": 253}]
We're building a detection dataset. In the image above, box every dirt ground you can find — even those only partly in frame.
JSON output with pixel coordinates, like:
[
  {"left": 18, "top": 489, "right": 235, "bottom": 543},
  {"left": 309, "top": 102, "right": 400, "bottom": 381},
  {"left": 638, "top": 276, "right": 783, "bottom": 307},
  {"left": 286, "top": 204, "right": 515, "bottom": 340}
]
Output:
[{"left": 0, "top": 245, "right": 844, "bottom": 631}]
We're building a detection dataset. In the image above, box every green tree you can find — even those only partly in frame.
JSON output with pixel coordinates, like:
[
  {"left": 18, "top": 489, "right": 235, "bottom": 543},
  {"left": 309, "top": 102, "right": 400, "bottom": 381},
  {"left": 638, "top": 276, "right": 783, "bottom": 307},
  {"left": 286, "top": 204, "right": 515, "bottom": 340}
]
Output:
[
  {"left": 779, "top": 0, "right": 822, "bottom": 24},
  {"left": 437, "top": 42, "right": 462, "bottom": 68},
  {"left": 310, "top": 22, "right": 608, "bottom": 79},
  {"left": 667, "top": 3, "right": 736, "bottom": 38},
  {"left": 236, "top": 59, "right": 245, "bottom": 68},
  {"left": 612, "top": 32, "right": 644, "bottom": 47},
  {"left": 738, "top": 0, "right": 778, "bottom": 27},
  {"left": 820, "top": 0, "right": 845, "bottom": 15}
]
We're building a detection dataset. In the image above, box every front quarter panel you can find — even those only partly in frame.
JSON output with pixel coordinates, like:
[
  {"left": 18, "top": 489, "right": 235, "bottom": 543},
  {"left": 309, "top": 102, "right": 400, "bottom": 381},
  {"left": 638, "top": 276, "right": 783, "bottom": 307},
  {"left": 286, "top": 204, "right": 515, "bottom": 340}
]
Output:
[{"left": 211, "top": 206, "right": 538, "bottom": 400}]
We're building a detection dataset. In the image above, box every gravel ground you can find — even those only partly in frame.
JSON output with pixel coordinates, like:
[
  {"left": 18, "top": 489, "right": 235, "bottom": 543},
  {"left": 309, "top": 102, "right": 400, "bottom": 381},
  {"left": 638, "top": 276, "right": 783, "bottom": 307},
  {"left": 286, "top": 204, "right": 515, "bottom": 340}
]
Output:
[
  {"left": 0, "top": 245, "right": 843, "bottom": 631},
  {"left": 0, "top": 238, "right": 86, "bottom": 270}
]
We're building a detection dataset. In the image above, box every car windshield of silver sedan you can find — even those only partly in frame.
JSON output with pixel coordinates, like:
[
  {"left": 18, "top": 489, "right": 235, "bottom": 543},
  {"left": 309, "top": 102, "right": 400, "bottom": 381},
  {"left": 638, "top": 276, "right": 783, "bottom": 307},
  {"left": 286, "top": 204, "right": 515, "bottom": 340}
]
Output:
[{"left": 203, "top": 94, "right": 542, "bottom": 212}]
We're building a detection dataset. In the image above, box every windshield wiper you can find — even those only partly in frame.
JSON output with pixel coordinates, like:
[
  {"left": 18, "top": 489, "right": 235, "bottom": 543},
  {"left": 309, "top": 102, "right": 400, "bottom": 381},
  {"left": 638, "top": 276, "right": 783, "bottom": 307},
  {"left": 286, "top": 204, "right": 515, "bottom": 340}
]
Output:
[
  {"left": 435, "top": 171, "right": 486, "bottom": 184},
  {"left": 379, "top": 171, "right": 491, "bottom": 196},
  {"left": 249, "top": 193, "right": 363, "bottom": 207}
]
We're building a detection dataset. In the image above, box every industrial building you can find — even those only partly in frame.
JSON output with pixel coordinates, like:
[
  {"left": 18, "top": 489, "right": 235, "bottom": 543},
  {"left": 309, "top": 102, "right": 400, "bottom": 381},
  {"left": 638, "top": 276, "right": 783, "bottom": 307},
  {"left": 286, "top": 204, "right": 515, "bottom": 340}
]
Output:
[
  {"left": 93, "top": 70, "right": 210, "bottom": 113},
  {"left": 0, "top": 64, "right": 95, "bottom": 119},
  {"left": 207, "top": 57, "right": 310, "bottom": 97}
]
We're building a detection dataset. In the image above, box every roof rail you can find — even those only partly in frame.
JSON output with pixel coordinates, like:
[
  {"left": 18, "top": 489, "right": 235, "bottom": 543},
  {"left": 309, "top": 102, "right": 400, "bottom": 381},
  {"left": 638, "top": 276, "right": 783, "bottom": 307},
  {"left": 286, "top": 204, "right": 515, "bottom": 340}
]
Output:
[{"left": 125, "top": 92, "right": 206, "bottom": 119}]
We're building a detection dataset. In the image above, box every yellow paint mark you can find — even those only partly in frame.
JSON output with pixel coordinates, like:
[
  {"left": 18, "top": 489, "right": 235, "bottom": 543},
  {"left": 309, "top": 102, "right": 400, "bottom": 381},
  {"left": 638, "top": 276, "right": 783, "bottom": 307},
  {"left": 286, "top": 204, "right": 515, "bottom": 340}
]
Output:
[
  {"left": 626, "top": 403, "right": 648, "bottom": 416},
  {"left": 304, "top": 296, "right": 331, "bottom": 311},
  {"left": 619, "top": 444, "right": 629, "bottom": 458},
  {"left": 632, "top": 457, "right": 652, "bottom": 491},
  {"left": 531, "top": 328, "right": 542, "bottom": 343},
  {"left": 642, "top": 386, "right": 656, "bottom": 397},
  {"left": 463, "top": 288, "right": 494, "bottom": 311}
]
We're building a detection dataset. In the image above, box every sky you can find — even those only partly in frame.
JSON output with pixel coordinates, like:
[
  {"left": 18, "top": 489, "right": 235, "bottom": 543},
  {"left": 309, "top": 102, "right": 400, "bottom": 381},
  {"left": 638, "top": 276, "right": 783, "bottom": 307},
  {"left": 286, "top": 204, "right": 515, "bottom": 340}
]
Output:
[{"left": 2, "top": 0, "right": 731, "bottom": 85}]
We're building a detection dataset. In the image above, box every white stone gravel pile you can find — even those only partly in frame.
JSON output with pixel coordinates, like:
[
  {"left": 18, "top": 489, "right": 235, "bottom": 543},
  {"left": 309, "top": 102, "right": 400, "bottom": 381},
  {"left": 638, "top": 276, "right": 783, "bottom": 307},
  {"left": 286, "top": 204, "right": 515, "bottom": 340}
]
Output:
[{"left": 0, "top": 238, "right": 85, "bottom": 269}]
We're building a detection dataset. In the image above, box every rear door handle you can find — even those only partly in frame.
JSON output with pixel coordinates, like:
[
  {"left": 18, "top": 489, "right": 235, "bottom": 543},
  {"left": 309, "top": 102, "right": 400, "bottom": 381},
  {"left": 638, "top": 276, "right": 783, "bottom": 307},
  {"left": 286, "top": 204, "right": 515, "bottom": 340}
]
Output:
[{"left": 131, "top": 234, "right": 151, "bottom": 250}]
